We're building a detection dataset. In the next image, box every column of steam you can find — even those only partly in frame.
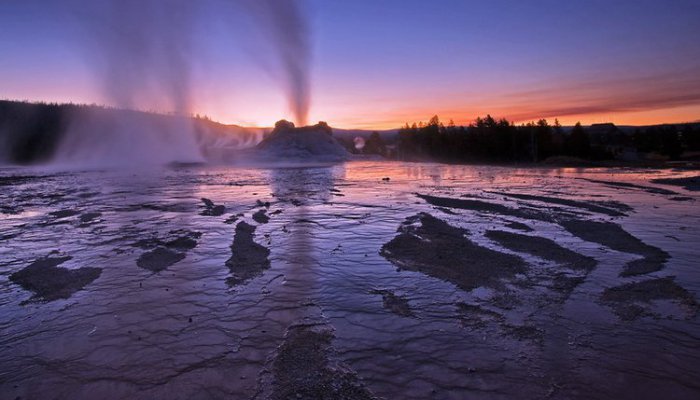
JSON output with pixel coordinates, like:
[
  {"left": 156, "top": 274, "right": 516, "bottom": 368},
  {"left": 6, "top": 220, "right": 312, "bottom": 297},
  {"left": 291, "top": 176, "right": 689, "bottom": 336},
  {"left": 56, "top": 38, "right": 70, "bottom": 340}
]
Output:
[{"left": 246, "top": 0, "right": 312, "bottom": 127}]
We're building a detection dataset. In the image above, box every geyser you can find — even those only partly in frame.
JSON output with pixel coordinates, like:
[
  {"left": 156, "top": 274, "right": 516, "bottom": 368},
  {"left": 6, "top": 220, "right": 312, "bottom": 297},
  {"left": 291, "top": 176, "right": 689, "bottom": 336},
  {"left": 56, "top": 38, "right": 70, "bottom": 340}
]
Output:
[
  {"left": 55, "top": 0, "right": 202, "bottom": 166},
  {"left": 1, "top": 0, "right": 317, "bottom": 167},
  {"left": 245, "top": 0, "right": 312, "bottom": 126}
]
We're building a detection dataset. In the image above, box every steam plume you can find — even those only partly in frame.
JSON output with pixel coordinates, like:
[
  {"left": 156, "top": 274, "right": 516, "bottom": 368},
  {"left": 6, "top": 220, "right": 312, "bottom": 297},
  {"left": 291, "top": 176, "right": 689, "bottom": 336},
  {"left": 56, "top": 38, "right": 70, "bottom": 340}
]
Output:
[
  {"left": 245, "top": 0, "right": 312, "bottom": 126},
  {"left": 56, "top": 0, "right": 203, "bottom": 166},
  {"left": 87, "top": 0, "right": 196, "bottom": 114}
]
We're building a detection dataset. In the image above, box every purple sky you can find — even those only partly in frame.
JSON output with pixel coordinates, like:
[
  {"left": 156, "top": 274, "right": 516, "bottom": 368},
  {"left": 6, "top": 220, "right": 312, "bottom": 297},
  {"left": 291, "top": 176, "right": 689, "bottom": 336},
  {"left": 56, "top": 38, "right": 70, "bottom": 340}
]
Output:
[{"left": 1, "top": 0, "right": 699, "bottom": 128}]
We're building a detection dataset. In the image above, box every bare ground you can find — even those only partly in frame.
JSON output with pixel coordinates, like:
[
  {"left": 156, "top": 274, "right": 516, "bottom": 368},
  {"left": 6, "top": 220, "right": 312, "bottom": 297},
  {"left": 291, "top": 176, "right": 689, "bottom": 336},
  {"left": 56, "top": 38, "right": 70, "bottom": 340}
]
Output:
[{"left": 380, "top": 212, "right": 526, "bottom": 291}]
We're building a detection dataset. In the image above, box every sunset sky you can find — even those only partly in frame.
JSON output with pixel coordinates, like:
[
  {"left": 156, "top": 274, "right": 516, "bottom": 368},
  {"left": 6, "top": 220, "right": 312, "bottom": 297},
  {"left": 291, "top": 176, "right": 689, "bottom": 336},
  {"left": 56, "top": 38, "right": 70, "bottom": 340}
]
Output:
[{"left": 1, "top": 0, "right": 699, "bottom": 129}]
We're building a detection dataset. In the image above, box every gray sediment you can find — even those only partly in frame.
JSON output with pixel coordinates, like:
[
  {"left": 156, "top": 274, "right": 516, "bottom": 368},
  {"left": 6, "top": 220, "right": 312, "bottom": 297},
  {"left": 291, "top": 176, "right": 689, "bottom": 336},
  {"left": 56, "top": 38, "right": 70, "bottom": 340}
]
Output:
[{"left": 266, "top": 324, "right": 376, "bottom": 400}]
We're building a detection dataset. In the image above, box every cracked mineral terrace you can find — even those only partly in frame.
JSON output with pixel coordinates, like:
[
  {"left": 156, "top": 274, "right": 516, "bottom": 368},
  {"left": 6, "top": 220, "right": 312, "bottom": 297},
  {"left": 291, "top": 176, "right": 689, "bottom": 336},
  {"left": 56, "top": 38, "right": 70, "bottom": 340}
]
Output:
[{"left": 1, "top": 162, "right": 699, "bottom": 400}]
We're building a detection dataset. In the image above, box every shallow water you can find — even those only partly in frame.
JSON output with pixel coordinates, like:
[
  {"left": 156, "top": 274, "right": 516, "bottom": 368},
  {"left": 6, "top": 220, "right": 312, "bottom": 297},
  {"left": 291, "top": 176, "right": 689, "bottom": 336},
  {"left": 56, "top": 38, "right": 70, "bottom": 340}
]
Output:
[{"left": 1, "top": 161, "right": 699, "bottom": 399}]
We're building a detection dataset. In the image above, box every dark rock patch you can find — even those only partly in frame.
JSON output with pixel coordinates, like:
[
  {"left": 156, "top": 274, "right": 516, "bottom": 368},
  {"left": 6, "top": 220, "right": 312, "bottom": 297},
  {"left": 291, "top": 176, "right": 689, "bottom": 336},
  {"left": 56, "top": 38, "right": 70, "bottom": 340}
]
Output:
[
  {"left": 226, "top": 221, "right": 270, "bottom": 286},
  {"left": 200, "top": 198, "right": 225, "bottom": 216},
  {"left": 268, "top": 324, "right": 376, "bottom": 400},
  {"left": 490, "top": 291, "right": 522, "bottom": 310},
  {"left": 381, "top": 213, "right": 525, "bottom": 291},
  {"left": 486, "top": 230, "right": 597, "bottom": 272},
  {"left": 136, "top": 247, "right": 186, "bottom": 272},
  {"left": 651, "top": 176, "right": 700, "bottom": 192},
  {"left": 560, "top": 220, "right": 669, "bottom": 277},
  {"left": 505, "top": 221, "right": 533, "bottom": 232},
  {"left": 436, "top": 206, "right": 458, "bottom": 215},
  {"left": 132, "top": 230, "right": 201, "bottom": 253},
  {"left": 165, "top": 236, "right": 197, "bottom": 251},
  {"left": 580, "top": 178, "right": 678, "bottom": 195},
  {"left": 489, "top": 191, "right": 630, "bottom": 217},
  {"left": 370, "top": 289, "right": 414, "bottom": 317},
  {"left": 601, "top": 277, "right": 699, "bottom": 321},
  {"left": 79, "top": 212, "right": 102, "bottom": 223},
  {"left": 417, "top": 193, "right": 554, "bottom": 222},
  {"left": 50, "top": 209, "right": 80, "bottom": 219},
  {"left": 670, "top": 196, "right": 694, "bottom": 202},
  {"left": 0, "top": 175, "right": 44, "bottom": 186},
  {"left": 253, "top": 209, "right": 270, "bottom": 224},
  {"left": 552, "top": 274, "right": 586, "bottom": 293},
  {"left": 10, "top": 255, "right": 101, "bottom": 301}
]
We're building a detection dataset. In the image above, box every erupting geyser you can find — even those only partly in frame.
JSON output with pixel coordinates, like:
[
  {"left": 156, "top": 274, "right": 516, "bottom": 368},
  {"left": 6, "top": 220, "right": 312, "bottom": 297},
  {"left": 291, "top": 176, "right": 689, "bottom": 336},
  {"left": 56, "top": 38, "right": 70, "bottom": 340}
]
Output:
[
  {"left": 253, "top": 120, "right": 350, "bottom": 162},
  {"left": 42, "top": 0, "right": 315, "bottom": 167},
  {"left": 246, "top": 0, "right": 312, "bottom": 127}
]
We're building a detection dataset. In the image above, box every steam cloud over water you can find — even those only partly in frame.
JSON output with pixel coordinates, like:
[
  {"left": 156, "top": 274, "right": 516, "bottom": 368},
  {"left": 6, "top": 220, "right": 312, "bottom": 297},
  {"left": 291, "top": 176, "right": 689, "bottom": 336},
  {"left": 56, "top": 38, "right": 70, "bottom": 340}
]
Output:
[
  {"left": 52, "top": 0, "right": 314, "bottom": 166},
  {"left": 244, "top": 0, "right": 312, "bottom": 127},
  {"left": 56, "top": 0, "right": 202, "bottom": 166}
]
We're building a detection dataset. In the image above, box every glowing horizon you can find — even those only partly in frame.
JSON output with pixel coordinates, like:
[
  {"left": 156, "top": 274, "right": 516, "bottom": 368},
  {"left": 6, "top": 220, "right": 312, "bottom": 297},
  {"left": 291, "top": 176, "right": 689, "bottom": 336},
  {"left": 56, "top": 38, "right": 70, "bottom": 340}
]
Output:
[{"left": 1, "top": 1, "right": 699, "bottom": 130}]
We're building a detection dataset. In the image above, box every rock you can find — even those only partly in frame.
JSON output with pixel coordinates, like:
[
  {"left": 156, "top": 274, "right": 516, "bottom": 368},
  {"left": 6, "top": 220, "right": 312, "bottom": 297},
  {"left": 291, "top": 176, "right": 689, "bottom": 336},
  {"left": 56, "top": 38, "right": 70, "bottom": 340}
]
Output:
[
  {"left": 10, "top": 255, "right": 101, "bottom": 301},
  {"left": 253, "top": 120, "right": 350, "bottom": 162},
  {"left": 136, "top": 247, "right": 186, "bottom": 272}
]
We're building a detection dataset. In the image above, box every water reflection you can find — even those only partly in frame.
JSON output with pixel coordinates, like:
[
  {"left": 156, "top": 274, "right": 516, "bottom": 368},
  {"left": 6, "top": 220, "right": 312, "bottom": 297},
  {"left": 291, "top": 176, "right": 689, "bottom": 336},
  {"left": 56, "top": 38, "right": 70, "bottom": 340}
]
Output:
[{"left": 267, "top": 165, "right": 339, "bottom": 308}]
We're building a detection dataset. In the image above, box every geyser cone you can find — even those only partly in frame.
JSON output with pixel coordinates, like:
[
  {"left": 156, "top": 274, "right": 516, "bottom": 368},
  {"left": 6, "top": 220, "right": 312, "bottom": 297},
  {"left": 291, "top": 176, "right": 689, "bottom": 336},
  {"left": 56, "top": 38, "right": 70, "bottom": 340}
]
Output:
[{"left": 253, "top": 120, "right": 349, "bottom": 162}]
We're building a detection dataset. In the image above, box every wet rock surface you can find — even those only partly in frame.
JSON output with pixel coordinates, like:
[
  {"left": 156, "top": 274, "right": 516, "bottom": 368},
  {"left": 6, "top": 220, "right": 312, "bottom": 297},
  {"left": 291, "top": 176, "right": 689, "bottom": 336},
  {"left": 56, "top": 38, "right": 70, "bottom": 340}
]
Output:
[
  {"left": 651, "top": 175, "right": 700, "bottom": 191},
  {"left": 417, "top": 193, "right": 556, "bottom": 222},
  {"left": 9, "top": 255, "right": 101, "bottom": 301},
  {"left": 602, "top": 277, "right": 699, "bottom": 321},
  {"left": 78, "top": 211, "right": 101, "bottom": 224},
  {"left": 381, "top": 212, "right": 526, "bottom": 291},
  {"left": 136, "top": 247, "right": 186, "bottom": 272},
  {"left": 580, "top": 178, "right": 679, "bottom": 195},
  {"left": 50, "top": 209, "right": 81, "bottom": 218},
  {"left": 0, "top": 163, "right": 699, "bottom": 400},
  {"left": 200, "top": 197, "right": 225, "bottom": 216},
  {"left": 489, "top": 191, "right": 631, "bottom": 216},
  {"left": 370, "top": 289, "right": 414, "bottom": 317},
  {"left": 486, "top": 230, "right": 597, "bottom": 272},
  {"left": 134, "top": 230, "right": 201, "bottom": 272}
]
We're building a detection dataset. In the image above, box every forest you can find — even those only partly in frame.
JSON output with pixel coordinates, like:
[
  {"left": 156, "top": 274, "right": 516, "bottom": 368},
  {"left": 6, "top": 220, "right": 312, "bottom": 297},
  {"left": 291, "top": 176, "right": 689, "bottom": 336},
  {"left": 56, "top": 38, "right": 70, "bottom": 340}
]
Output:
[{"left": 342, "top": 115, "right": 700, "bottom": 163}]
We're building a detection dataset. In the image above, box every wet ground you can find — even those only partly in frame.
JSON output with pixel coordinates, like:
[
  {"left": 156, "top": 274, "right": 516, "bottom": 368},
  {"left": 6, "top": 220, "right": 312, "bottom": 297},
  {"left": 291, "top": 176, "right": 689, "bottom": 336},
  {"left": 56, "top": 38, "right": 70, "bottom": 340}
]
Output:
[{"left": 1, "top": 162, "right": 699, "bottom": 399}]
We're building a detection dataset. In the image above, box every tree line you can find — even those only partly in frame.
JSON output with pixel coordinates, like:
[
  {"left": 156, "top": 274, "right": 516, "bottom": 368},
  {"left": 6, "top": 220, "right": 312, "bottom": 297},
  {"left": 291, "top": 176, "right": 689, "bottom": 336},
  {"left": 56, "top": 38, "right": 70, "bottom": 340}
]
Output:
[{"left": 346, "top": 115, "right": 700, "bottom": 163}]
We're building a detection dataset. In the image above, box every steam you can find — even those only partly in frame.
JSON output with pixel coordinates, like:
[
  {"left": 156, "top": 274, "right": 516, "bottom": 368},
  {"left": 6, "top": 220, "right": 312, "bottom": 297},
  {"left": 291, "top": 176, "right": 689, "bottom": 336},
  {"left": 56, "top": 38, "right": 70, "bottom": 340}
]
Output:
[
  {"left": 37, "top": 0, "right": 315, "bottom": 167},
  {"left": 87, "top": 0, "right": 196, "bottom": 114},
  {"left": 55, "top": 0, "right": 203, "bottom": 166},
  {"left": 245, "top": 0, "right": 312, "bottom": 127}
]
